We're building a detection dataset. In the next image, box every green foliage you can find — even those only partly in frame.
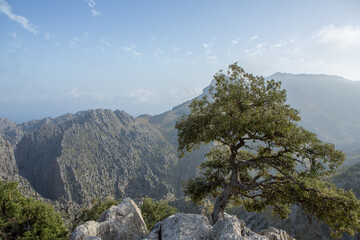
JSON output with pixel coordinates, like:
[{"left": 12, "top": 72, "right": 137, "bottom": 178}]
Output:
[
  {"left": 176, "top": 63, "right": 360, "bottom": 237},
  {"left": 0, "top": 181, "right": 68, "bottom": 240},
  {"left": 140, "top": 197, "right": 177, "bottom": 230},
  {"left": 60, "top": 197, "right": 121, "bottom": 233},
  {"left": 79, "top": 197, "right": 121, "bottom": 223}
]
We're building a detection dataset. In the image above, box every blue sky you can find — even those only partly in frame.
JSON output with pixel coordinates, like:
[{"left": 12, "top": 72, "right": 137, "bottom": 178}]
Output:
[{"left": 1, "top": 0, "right": 360, "bottom": 123}]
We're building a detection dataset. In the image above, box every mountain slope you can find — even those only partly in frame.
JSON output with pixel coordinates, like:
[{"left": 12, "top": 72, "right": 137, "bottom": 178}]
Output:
[
  {"left": 7, "top": 109, "right": 184, "bottom": 203},
  {"left": 270, "top": 73, "right": 360, "bottom": 147}
]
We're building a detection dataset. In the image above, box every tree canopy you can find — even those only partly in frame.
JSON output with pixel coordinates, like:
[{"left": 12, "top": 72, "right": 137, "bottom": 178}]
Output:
[
  {"left": 175, "top": 63, "right": 360, "bottom": 238},
  {"left": 140, "top": 197, "right": 178, "bottom": 230},
  {"left": 0, "top": 181, "right": 68, "bottom": 240}
]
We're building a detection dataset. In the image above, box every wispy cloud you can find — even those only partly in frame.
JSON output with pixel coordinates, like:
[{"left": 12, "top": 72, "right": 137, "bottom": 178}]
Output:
[
  {"left": 315, "top": 25, "right": 360, "bottom": 49},
  {"left": 91, "top": 9, "right": 100, "bottom": 16},
  {"left": 249, "top": 35, "right": 258, "bottom": 42},
  {"left": 67, "top": 89, "right": 106, "bottom": 100},
  {"left": 203, "top": 43, "right": 213, "bottom": 49},
  {"left": 202, "top": 41, "right": 218, "bottom": 65},
  {"left": 123, "top": 45, "right": 142, "bottom": 58},
  {"left": 9, "top": 32, "right": 18, "bottom": 39},
  {"left": 231, "top": 38, "right": 241, "bottom": 45},
  {"left": 84, "top": 0, "right": 101, "bottom": 16},
  {"left": 153, "top": 48, "right": 170, "bottom": 62},
  {"left": 0, "top": 0, "right": 37, "bottom": 34},
  {"left": 85, "top": 0, "right": 96, "bottom": 8},
  {"left": 44, "top": 32, "right": 52, "bottom": 40},
  {"left": 238, "top": 25, "right": 360, "bottom": 80},
  {"left": 129, "top": 88, "right": 154, "bottom": 102},
  {"left": 245, "top": 42, "right": 268, "bottom": 56},
  {"left": 170, "top": 87, "right": 202, "bottom": 102},
  {"left": 100, "top": 38, "right": 111, "bottom": 46}
]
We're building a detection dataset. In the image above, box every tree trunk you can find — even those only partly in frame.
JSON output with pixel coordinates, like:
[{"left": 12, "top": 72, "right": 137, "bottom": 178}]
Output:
[{"left": 211, "top": 184, "right": 234, "bottom": 224}]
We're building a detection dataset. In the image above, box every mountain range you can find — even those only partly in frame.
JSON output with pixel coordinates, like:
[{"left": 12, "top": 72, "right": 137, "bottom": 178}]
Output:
[{"left": 1, "top": 72, "right": 359, "bottom": 205}]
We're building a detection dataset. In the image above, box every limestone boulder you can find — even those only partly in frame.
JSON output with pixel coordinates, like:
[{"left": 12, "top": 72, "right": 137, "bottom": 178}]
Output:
[
  {"left": 144, "top": 213, "right": 212, "bottom": 240},
  {"left": 69, "top": 198, "right": 147, "bottom": 240},
  {"left": 212, "top": 214, "right": 269, "bottom": 240},
  {"left": 260, "top": 227, "right": 295, "bottom": 240}
]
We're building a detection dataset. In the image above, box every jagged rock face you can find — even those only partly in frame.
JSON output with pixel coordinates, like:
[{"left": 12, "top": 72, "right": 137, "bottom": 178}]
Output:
[
  {"left": 13, "top": 109, "right": 180, "bottom": 203},
  {"left": 144, "top": 213, "right": 213, "bottom": 240},
  {"left": 69, "top": 198, "right": 147, "bottom": 240},
  {"left": 0, "top": 136, "right": 18, "bottom": 180},
  {"left": 0, "top": 136, "right": 40, "bottom": 197}
]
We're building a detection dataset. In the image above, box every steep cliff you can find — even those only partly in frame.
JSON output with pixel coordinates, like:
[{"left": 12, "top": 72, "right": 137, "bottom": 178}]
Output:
[{"left": 12, "top": 109, "right": 181, "bottom": 203}]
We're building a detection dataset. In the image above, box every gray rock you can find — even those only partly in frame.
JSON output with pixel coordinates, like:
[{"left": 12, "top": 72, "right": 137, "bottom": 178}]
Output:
[
  {"left": 69, "top": 221, "right": 100, "bottom": 240},
  {"left": 144, "top": 213, "right": 212, "bottom": 240},
  {"left": 85, "top": 237, "right": 102, "bottom": 240},
  {"left": 260, "top": 227, "right": 295, "bottom": 240},
  {"left": 212, "top": 214, "right": 269, "bottom": 240},
  {"left": 69, "top": 198, "right": 147, "bottom": 240}
]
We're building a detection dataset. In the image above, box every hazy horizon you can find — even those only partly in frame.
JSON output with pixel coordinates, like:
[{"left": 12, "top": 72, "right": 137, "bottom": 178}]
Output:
[{"left": 1, "top": 0, "right": 360, "bottom": 123}]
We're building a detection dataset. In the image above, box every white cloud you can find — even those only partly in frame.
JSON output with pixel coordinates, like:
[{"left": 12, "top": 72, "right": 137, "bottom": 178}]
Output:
[
  {"left": 186, "top": 51, "right": 192, "bottom": 56},
  {"left": 132, "top": 51, "right": 141, "bottom": 57},
  {"left": 100, "top": 38, "right": 111, "bottom": 46},
  {"left": 67, "top": 89, "right": 106, "bottom": 100},
  {"left": 123, "top": 45, "right": 141, "bottom": 57},
  {"left": 172, "top": 46, "right": 180, "bottom": 51},
  {"left": 202, "top": 41, "right": 218, "bottom": 65},
  {"left": 315, "top": 25, "right": 360, "bottom": 49},
  {"left": 245, "top": 42, "right": 268, "bottom": 56},
  {"left": 85, "top": 0, "right": 96, "bottom": 8},
  {"left": 237, "top": 25, "right": 360, "bottom": 80},
  {"left": 0, "top": 0, "right": 37, "bottom": 34},
  {"left": 91, "top": 9, "right": 101, "bottom": 16},
  {"left": 44, "top": 32, "right": 52, "bottom": 40},
  {"left": 9, "top": 32, "right": 17, "bottom": 38},
  {"left": 123, "top": 46, "right": 132, "bottom": 52},
  {"left": 129, "top": 89, "right": 154, "bottom": 102},
  {"left": 249, "top": 35, "right": 258, "bottom": 42},
  {"left": 270, "top": 40, "right": 287, "bottom": 49},
  {"left": 203, "top": 43, "right": 212, "bottom": 48},
  {"left": 170, "top": 87, "right": 202, "bottom": 102},
  {"left": 11, "top": 41, "right": 21, "bottom": 48},
  {"left": 231, "top": 38, "right": 241, "bottom": 45},
  {"left": 153, "top": 48, "right": 170, "bottom": 62}
]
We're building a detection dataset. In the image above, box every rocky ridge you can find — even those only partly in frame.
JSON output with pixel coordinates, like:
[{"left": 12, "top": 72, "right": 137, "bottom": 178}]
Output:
[
  {"left": 70, "top": 197, "right": 295, "bottom": 240},
  {"left": 2, "top": 109, "right": 186, "bottom": 204}
]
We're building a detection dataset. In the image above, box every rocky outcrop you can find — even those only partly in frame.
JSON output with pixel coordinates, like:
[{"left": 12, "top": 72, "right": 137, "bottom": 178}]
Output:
[
  {"left": 69, "top": 198, "right": 295, "bottom": 240},
  {"left": 144, "top": 213, "right": 212, "bottom": 240},
  {"left": 212, "top": 214, "right": 268, "bottom": 240},
  {"left": 260, "top": 227, "right": 295, "bottom": 240},
  {"left": 69, "top": 198, "right": 147, "bottom": 240}
]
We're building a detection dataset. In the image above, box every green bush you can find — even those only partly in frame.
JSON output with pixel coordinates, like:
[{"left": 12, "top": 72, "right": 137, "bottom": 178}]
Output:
[
  {"left": 140, "top": 197, "right": 177, "bottom": 230},
  {"left": 80, "top": 197, "right": 121, "bottom": 223},
  {"left": 0, "top": 181, "right": 68, "bottom": 240}
]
